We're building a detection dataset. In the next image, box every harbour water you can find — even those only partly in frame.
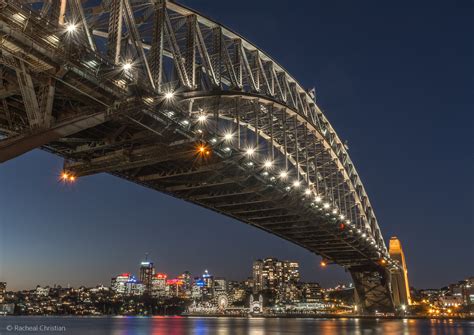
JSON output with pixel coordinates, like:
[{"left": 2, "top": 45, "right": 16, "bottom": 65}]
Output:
[{"left": 0, "top": 316, "right": 473, "bottom": 335}]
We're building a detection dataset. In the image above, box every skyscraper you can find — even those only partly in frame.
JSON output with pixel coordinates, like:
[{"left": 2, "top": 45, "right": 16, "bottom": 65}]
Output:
[
  {"left": 139, "top": 256, "right": 155, "bottom": 293},
  {"left": 253, "top": 258, "right": 300, "bottom": 294}
]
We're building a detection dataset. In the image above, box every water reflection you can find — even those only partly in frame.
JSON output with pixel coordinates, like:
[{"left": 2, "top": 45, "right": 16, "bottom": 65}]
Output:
[{"left": 0, "top": 316, "right": 473, "bottom": 335}]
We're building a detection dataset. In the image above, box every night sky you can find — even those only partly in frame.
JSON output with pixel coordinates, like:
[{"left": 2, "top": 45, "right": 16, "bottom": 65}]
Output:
[{"left": 1, "top": 0, "right": 472, "bottom": 291}]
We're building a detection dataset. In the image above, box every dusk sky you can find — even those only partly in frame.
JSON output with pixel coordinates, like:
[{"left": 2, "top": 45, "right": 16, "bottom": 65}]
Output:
[{"left": 1, "top": 0, "right": 472, "bottom": 291}]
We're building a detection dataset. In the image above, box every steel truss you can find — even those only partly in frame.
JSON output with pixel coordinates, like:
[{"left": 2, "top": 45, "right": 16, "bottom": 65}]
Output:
[{"left": 0, "top": 0, "right": 398, "bottom": 312}]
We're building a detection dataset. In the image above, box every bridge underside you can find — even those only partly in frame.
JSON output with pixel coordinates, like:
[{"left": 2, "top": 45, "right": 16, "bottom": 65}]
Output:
[{"left": 0, "top": 0, "right": 396, "bottom": 312}]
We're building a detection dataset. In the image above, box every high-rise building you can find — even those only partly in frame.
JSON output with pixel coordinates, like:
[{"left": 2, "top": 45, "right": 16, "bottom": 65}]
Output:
[
  {"left": 139, "top": 257, "right": 155, "bottom": 293},
  {"left": 389, "top": 237, "right": 412, "bottom": 307},
  {"left": 202, "top": 270, "right": 214, "bottom": 298},
  {"left": 151, "top": 273, "right": 168, "bottom": 298},
  {"left": 111, "top": 273, "right": 145, "bottom": 296},
  {"left": 0, "top": 282, "right": 6, "bottom": 303},
  {"left": 111, "top": 273, "right": 132, "bottom": 294},
  {"left": 253, "top": 258, "right": 300, "bottom": 293}
]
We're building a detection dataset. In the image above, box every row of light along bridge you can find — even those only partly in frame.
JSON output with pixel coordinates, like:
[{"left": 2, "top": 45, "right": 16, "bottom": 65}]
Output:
[{"left": 0, "top": 0, "right": 410, "bottom": 313}]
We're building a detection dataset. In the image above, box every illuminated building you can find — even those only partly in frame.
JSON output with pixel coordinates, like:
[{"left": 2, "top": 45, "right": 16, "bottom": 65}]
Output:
[
  {"left": 302, "top": 282, "right": 323, "bottom": 303},
  {"left": 151, "top": 273, "right": 167, "bottom": 298},
  {"left": 166, "top": 278, "right": 184, "bottom": 297},
  {"left": 0, "top": 282, "right": 5, "bottom": 303},
  {"left": 111, "top": 273, "right": 131, "bottom": 294},
  {"left": 139, "top": 257, "right": 155, "bottom": 293},
  {"left": 111, "top": 273, "right": 144, "bottom": 296},
  {"left": 389, "top": 237, "right": 412, "bottom": 307},
  {"left": 202, "top": 270, "right": 214, "bottom": 298},
  {"left": 214, "top": 278, "right": 227, "bottom": 294},
  {"left": 252, "top": 258, "right": 300, "bottom": 297}
]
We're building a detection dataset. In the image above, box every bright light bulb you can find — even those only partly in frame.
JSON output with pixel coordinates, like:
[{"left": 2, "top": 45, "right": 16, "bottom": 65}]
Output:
[
  {"left": 279, "top": 171, "right": 288, "bottom": 179},
  {"left": 293, "top": 180, "right": 300, "bottom": 187},
  {"left": 315, "top": 196, "right": 322, "bottom": 203},
  {"left": 246, "top": 148, "right": 255, "bottom": 156},
  {"left": 305, "top": 189, "right": 311, "bottom": 195},
  {"left": 198, "top": 114, "right": 207, "bottom": 122},
  {"left": 122, "top": 62, "right": 132, "bottom": 71},
  {"left": 332, "top": 209, "right": 338, "bottom": 214},
  {"left": 165, "top": 92, "right": 174, "bottom": 99},
  {"left": 339, "top": 214, "right": 345, "bottom": 220},
  {"left": 66, "top": 23, "right": 76, "bottom": 33},
  {"left": 264, "top": 160, "right": 273, "bottom": 168},
  {"left": 224, "top": 133, "right": 233, "bottom": 141},
  {"left": 323, "top": 202, "right": 330, "bottom": 209}
]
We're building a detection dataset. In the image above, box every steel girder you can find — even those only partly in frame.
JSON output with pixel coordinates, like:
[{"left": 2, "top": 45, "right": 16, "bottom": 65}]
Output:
[{"left": 0, "top": 0, "right": 399, "bottom": 311}]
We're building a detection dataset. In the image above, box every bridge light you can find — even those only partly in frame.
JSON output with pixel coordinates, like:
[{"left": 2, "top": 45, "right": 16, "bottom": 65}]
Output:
[
  {"left": 320, "top": 260, "right": 327, "bottom": 268},
  {"left": 197, "top": 114, "right": 207, "bottom": 122},
  {"left": 65, "top": 23, "right": 77, "bottom": 33},
  {"left": 69, "top": 175, "right": 76, "bottom": 182},
  {"left": 293, "top": 180, "right": 300, "bottom": 188},
  {"left": 245, "top": 147, "right": 255, "bottom": 156},
  {"left": 223, "top": 132, "right": 233, "bottom": 141},
  {"left": 279, "top": 171, "right": 288, "bottom": 179},
  {"left": 122, "top": 62, "right": 133, "bottom": 71},
  {"left": 323, "top": 202, "right": 330, "bottom": 209},
  {"left": 165, "top": 91, "right": 174, "bottom": 99},
  {"left": 264, "top": 160, "right": 273, "bottom": 168},
  {"left": 61, "top": 172, "right": 69, "bottom": 180}
]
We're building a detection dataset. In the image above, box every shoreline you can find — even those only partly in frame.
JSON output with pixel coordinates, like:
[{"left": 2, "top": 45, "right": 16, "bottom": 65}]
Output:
[{"left": 2, "top": 314, "right": 473, "bottom": 321}]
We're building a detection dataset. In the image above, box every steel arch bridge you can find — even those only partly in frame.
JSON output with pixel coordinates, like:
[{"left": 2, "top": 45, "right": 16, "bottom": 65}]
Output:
[{"left": 0, "top": 0, "right": 402, "bottom": 312}]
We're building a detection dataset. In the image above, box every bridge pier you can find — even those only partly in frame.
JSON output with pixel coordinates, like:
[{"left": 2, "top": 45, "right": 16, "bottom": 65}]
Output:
[{"left": 350, "top": 265, "right": 395, "bottom": 314}]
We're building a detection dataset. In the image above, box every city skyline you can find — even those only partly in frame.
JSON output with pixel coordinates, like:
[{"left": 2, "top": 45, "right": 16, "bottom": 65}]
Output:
[{"left": 1, "top": 0, "right": 472, "bottom": 294}]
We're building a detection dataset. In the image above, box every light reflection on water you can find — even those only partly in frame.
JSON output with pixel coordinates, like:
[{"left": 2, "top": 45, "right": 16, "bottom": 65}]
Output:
[{"left": 0, "top": 316, "right": 472, "bottom": 335}]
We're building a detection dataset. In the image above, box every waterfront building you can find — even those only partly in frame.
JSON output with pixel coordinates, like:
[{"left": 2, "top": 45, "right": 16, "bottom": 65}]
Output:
[
  {"left": 252, "top": 258, "right": 300, "bottom": 303},
  {"left": 0, "top": 282, "right": 5, "bottom": 303},
  {"left": 253, "top": 258, "right": 300, "bottom": 292},
  {"left": 301, "top": 282, "right": 323, "bottom": 303}
]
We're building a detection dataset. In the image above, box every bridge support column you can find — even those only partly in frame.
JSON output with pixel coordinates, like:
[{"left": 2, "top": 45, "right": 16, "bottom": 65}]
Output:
[{"left": 350, "top": 265, "right": 395, "bottom": 314}]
